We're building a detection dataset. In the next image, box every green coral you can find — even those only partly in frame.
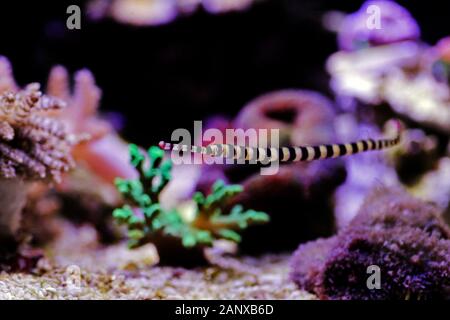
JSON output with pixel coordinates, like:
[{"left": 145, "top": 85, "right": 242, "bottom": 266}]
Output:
[{"left": 113, "top": 144, "right": 269, "bottom": 249}]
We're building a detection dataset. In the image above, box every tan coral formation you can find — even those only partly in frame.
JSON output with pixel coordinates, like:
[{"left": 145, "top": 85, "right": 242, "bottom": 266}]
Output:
[
  {"left": 30, "top": 63, "right": 146, "bottom": 245},
  {"left": 46, "top": 65, "right": 136, "bottom": 188},
  {"left": 0, "top": 84, "right": 75, "bottom": 181},
  {"left": 44, "top": 65, "right": 136, "bottom": 243},
  {"left": 0, "top": 56, "right": 136, "bottom": 246},
  {"left": 0, "top": 57, "right": 79, "bottom": 252}
]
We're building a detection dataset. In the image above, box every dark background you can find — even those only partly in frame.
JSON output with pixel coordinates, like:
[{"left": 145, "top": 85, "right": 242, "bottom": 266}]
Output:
[{"left": 0, "top": 0, "right": 448, "bottom": 146}]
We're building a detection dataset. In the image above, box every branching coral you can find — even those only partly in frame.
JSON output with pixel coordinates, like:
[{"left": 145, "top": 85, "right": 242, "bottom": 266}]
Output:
[
  {"left": 47, "top": 65, "right": 136, "bottom": 187},
  {"left": 0, "top": 57, "right": 131, "bottom": 245},
  {"left": 0, "top": 57, "right": 18, "bottom": 94},
  {"left": 47, "top": 66, "right": 110, "bottom": 144},
  {"left": 44, "top": 65, "right": 138, "bottom": 243},
  {"left": 113, "top": 144, "right": 268, "bottom": 264},
  {"left": 0, "top": 84, "right": 75, "bottom": 182},
  {"left": 0, "top": 82, "right": 77, "bottom": 269}
]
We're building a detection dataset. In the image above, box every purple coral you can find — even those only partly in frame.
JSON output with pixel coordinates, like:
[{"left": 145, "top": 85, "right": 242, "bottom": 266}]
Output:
[
  {"left": 338, "top": 1, "right": 420, "bottom": 51},
  {"left": 233, "top": 90, "right": 336, "bottom": 147},
  {"left": 291, "top": 187, "right": 450, "bottom": 300}
]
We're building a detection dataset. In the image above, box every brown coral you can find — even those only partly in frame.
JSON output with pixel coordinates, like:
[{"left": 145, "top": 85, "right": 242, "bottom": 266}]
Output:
[
  {"left": 0, "top": 84, "right": 75, "bottom": 182},
  {"left": 0, "top": 74, "right": 78, "bottom": 269},
  {"left": 21, "top": 183, "right": 62, "bottom": 245},
  {"left": 1, "top": 60, "right": 133, "bottom": 246}
]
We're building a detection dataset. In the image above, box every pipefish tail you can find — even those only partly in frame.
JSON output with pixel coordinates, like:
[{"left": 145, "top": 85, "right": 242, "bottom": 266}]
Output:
[{"left": 159, "top": 120, "right": 402, "bottom": 163}]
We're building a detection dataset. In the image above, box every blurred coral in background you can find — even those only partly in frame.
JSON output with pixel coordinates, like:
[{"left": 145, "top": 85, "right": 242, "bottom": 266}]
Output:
[{"left": 87, "top": 0, "right": 264, "bottom": 26}]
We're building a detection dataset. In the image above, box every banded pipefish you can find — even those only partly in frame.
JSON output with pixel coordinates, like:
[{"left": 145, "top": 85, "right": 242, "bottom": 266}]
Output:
[{"left": 159, "top": 120, "right": 402, "bottom": 163}]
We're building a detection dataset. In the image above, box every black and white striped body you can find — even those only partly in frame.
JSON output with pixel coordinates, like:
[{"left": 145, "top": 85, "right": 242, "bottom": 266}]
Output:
[{"left": 159, "top": 122, "right": 402, "bottom": 163}]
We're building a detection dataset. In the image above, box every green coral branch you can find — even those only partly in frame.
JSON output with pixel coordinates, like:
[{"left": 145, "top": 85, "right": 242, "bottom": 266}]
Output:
[
  {"left": 115, "top": 179, "right": 150, "bottom": 207},
  {"left": 113, "top": 144, "right": 269, "bottom": 249},
  {"left": 211, "top": 205, "right": 270, "bottom": 229},
  {"left": 126, "top": 144, "right": 172, "bottom": 203},
  {"left": 193, "top": 180, "right": 243, "bottom": 217}
]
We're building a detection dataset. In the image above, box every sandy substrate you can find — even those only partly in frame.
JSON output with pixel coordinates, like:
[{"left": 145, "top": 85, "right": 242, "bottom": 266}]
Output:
[{"left": 0, "top": 223, "right": 315, "bottom": 300}]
